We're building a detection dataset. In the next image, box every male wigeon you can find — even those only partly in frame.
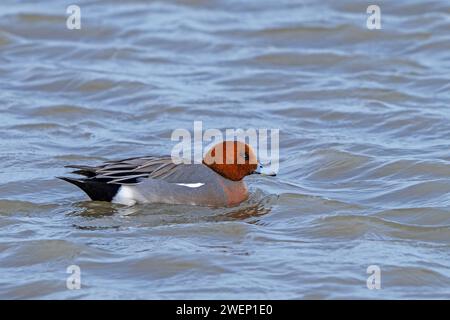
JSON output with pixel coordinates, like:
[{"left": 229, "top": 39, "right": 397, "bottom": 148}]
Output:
[{"left": 59, "top": 141, "right": 276, "bottom": 207}]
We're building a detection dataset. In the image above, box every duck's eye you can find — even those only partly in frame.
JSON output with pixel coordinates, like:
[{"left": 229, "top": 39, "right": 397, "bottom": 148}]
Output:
[{"left": 243, "top": 153, "right": 250, "bottom": 161}]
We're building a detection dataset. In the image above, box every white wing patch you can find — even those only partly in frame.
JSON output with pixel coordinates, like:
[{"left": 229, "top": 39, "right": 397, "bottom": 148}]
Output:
[{"left": 176, "top": 183, "right": 205, "bottom": 188}]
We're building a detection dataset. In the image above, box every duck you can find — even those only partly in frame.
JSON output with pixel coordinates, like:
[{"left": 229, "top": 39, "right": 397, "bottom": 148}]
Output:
[{"left": 58, "top": 141, "right": 276, "bottom": 207}]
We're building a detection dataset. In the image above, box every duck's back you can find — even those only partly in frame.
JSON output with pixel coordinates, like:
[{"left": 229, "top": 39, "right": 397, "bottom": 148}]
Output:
[{"left": 60, "top": 159, "right": 248, "bottom": 207}]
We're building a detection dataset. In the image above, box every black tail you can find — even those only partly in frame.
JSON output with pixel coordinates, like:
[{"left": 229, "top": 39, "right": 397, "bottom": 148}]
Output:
[{"left": 58, "top": 177, "right": 120, "bottom": 202}]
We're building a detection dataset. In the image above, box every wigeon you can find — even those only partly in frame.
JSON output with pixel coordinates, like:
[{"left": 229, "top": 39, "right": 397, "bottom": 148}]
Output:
[{"left": 59, "top": 141, "right": 276, "bottom": 207}]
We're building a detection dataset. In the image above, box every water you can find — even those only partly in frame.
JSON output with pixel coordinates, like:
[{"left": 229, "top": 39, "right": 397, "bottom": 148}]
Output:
[{"left": 0, "top": 0, "right": 449, "bottom": 299}]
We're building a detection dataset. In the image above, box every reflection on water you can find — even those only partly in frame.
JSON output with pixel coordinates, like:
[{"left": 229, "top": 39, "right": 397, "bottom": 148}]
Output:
[
  {"left": 0, "top": 0, "right": 450, "bottom": 299},
  {"left": 70, "top": 190, "right": 276, "bottom": 230}
]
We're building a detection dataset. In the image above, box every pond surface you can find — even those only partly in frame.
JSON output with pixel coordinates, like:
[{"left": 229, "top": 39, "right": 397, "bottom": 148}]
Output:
[{"left": 0, "top": 0, "right": 449, "bottom": 299}]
